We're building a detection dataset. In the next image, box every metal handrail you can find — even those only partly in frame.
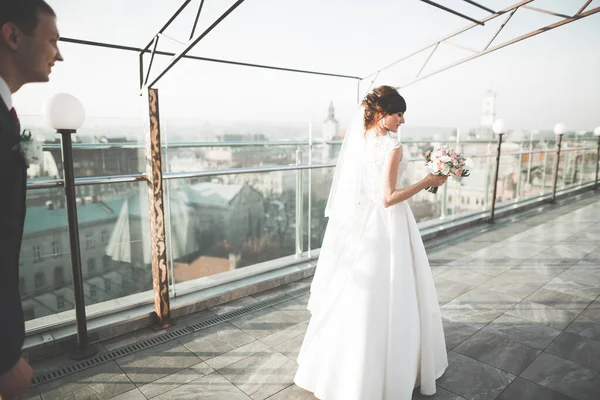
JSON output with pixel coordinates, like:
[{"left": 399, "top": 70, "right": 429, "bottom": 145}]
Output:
[
  {"left": 162, "top": 163, "right": 336, "bottom": 180},
  {"left": 25, "top": 144, "right": 598, "bottom": 190},
  {"left": 36, "top": 138, "right": 596, "bottom": 151},
  {"left": 27, "top": 173, "right": 148, "bottom": 190}
]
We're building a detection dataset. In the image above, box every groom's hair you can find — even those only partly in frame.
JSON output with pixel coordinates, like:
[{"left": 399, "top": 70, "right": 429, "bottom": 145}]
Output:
[{"left": 0, "top": 0, "right": 56, "bottom": 36}]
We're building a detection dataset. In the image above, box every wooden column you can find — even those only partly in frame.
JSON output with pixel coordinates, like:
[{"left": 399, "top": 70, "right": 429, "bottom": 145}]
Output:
[{"left": 145, "top": 88, "right": 171, "bottom": 327}]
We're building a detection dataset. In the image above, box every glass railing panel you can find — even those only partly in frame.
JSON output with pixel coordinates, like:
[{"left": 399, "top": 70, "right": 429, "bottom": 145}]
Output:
[
  {"left": 517, "top": 141, "right": 549, "bottom": 200},
  {"left": 21, "top": 181, "right": 152, "bottom": 330},
  {"left": 306, "top": 166, "right": 335, "bottom": 251},
  {"left": 20, "top": 115, "right": 147, "bottom": 181},
  {"left": 165, "top": 170, "right": 299, "bottom": 288},
  {"left": 80, "top": 182, "right": 153, "bottom": 308},
  {"left": 20, "top": 186, "right": 72, "bottom": 324}
]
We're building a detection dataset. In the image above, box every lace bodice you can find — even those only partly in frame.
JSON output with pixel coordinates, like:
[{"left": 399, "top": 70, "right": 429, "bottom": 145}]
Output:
[{"left": 361, "top": 133, "right": 409, "bottom": 204}]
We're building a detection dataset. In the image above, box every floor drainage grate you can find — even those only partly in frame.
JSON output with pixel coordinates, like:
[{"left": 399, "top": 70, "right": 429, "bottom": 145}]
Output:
[{"left": 31, "top": 286, "right": 310, "bottom": 387}]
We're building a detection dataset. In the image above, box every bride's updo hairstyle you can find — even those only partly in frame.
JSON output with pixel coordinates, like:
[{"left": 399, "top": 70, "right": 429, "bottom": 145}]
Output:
[{"left": 361, "top": 85, "right": 407, "bottom": 131}]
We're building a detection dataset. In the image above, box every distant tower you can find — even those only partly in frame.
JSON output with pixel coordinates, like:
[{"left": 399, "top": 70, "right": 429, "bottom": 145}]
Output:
[
  {"left": 322, "top": 102, "right": 339, "bottom": 160},
  {"left": 322, "top": 102, "right": 338, "bottom": 140},
  {"left": 480, "top": 89, "right": 496, "bottom": 127}
]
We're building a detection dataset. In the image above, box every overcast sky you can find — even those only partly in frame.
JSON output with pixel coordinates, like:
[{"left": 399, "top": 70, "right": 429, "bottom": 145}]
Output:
[{"left": 13, "top": 0, "right": 600, "bottom": 134}]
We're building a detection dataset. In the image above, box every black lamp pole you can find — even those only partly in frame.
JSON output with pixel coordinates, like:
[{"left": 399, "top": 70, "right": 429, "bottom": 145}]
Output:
[{"left": 59, "top": 128, "right": 97, "bottom": 360}]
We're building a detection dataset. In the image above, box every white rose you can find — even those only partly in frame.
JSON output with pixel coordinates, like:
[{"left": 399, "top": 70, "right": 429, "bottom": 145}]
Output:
[{"left": 20, "top": 138, "right": 43, "bottom": 166}]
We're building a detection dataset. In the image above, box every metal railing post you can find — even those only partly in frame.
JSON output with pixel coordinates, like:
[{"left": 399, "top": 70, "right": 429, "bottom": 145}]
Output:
[
  {"left": 541, "top": 141, "right": 549, "bottom": 194},
  {"left": 307, "top": 125, "right": 312, "bottom": 258},
  {"left": 516, "top": 142, "right": 523, "bottom": 201},
  {"left": 295, "top": 147, "right": 304, "bottom": 257},
  {"left": 525, "top": 139, "right": 533, "bottom": 198},
  {"left": 578, "top": 145, "right": 585, "bottom": 186},
  {"left": 490, "top": 133, "right": 503, "bottom": 222},
  {"left": 483, "top": 142, "right": 491, "bottom": 209},
  {"left": 561, "top": 144, "right": 569, "bottom": 189},
  {"left": 551, "top": 134, "right": 563, "bottom": 202},
  {"left": 595, "top": 136, "right": 600, "bottom": 189},
  {"left": 59, "top": 129, "right": 97, "bottom": 360}
]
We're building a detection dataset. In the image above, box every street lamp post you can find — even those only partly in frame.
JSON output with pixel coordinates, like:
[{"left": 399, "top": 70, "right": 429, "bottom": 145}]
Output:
[{"left": 44, "top": 94, "right": 97, "bottom": 360}]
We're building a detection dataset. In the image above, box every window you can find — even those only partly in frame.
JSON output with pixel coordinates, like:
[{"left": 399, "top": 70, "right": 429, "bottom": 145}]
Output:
[
  {"left": 33, "top": 245, "right": 42, "bottom": 262},
  {"left": 101, "top": 230, "right": 109, "bottom": 245},
  {"left": 57, "top": 295, "right": 65, "bottom": 309},
  {"left": 86, "top": 233, "right": 94, "bottom": 249},
  {"left": 35, "top": 272, "right": 46, "bottom": 289},
  {"left": 51, "top": 241, "right": 61, "bottom": 257},
  {"left": 90, "top": 284, "right": 97, "bottom": 299},
  {"left": 87, "top": 258, "right": 96, "bottom": 274},
  {"left": 105, "top": 279, "right": 112, "bottom": 292},
  {"left": 54, "top": 266, "right": 65, "bottom": 286},
  {"left": 103, "top": 255, "right": 111, "bottom": 270}
]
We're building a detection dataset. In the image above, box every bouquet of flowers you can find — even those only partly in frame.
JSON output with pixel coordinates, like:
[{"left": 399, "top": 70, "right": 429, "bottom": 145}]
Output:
[
  {"left": 18, "top": 129, "right": 43, "bottom": 167},
  {"left": 423, "top": 146, "right": 470, "bottom": 193}
]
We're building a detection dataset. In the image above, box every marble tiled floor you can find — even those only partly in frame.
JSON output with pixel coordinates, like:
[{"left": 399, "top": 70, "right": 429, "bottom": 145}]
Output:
[{"left": 25, "top": 194, "right": 600, "bottom": 400}]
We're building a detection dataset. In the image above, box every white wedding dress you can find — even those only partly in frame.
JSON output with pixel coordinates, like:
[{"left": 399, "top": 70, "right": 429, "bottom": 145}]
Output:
[{"left": 294, "top": 132, "right": 448, "bottom": 400}]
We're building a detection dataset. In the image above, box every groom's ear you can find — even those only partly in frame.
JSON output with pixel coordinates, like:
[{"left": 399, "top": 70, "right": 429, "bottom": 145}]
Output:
[{"left": 0, "top": 23, "right": 21, "bottom": 51}]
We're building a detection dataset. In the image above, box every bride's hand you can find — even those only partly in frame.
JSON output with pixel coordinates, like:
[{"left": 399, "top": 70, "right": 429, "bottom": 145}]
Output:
[{"left": 427, "top": 174, "right": 448, "bottom": 187}]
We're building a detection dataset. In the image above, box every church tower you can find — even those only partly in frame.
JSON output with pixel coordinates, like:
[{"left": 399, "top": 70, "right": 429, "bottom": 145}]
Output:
[
  {"left": 322, "top": 102, "right": 339, "bottom": 161},
  {"left": 322, "top": 102, "right": 338, "bottom": 141}
]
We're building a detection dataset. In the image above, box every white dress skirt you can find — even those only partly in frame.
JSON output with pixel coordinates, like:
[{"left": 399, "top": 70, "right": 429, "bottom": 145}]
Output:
[{"left": 294, "top": 135, "right": 448, "bottom": 400}]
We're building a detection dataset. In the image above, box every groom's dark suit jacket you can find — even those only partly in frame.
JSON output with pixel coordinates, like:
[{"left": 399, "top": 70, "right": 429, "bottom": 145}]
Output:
[{"left": 0, "top": 95, "right": 27, "bottom": 374}]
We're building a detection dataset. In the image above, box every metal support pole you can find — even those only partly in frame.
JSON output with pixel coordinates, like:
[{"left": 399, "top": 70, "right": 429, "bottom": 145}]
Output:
[
  {"left": 490, "top": 133, "right": 503, "bottom": 222},
  {"left": 190, "top": 0, "right": 206, "bottom": 40},
  {"left": 59, "top": 130, "right": 97, "bottom": 360},
  {"left": 595, "top": 136, "right": 600, "bottom": 189},
  {"left": 551, "top": 134, "right": 563, "bottom": 202}
]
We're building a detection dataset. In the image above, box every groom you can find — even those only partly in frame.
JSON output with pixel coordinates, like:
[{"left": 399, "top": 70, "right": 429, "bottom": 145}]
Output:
[{"left": 0, "top": 1, "right": 63, "bottom": 398}]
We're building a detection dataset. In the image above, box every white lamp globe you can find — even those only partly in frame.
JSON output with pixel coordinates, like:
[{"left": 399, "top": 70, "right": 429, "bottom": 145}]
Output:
[
  {"left": 553, "top": 123, "right": 566, "bottom": 136},
  {"left": 594, "top": 127, "right": 600, "bottom": 136},
  {"left": 43, "top": 93, "right": 86, "bottom": 131},
  {"left": 492, "top": 119, "right": 505, "bottom": 135}
]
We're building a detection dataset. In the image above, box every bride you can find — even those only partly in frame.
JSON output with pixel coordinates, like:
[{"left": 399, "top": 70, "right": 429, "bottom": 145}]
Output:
[{"left": 294, "top": 85, "right": 449, "bottom": 399}]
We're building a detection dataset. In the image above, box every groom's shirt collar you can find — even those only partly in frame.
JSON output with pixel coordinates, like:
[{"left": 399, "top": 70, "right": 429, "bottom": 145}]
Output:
[{"left": 0, "top": 76, "right": 13, "bottom": 110}]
